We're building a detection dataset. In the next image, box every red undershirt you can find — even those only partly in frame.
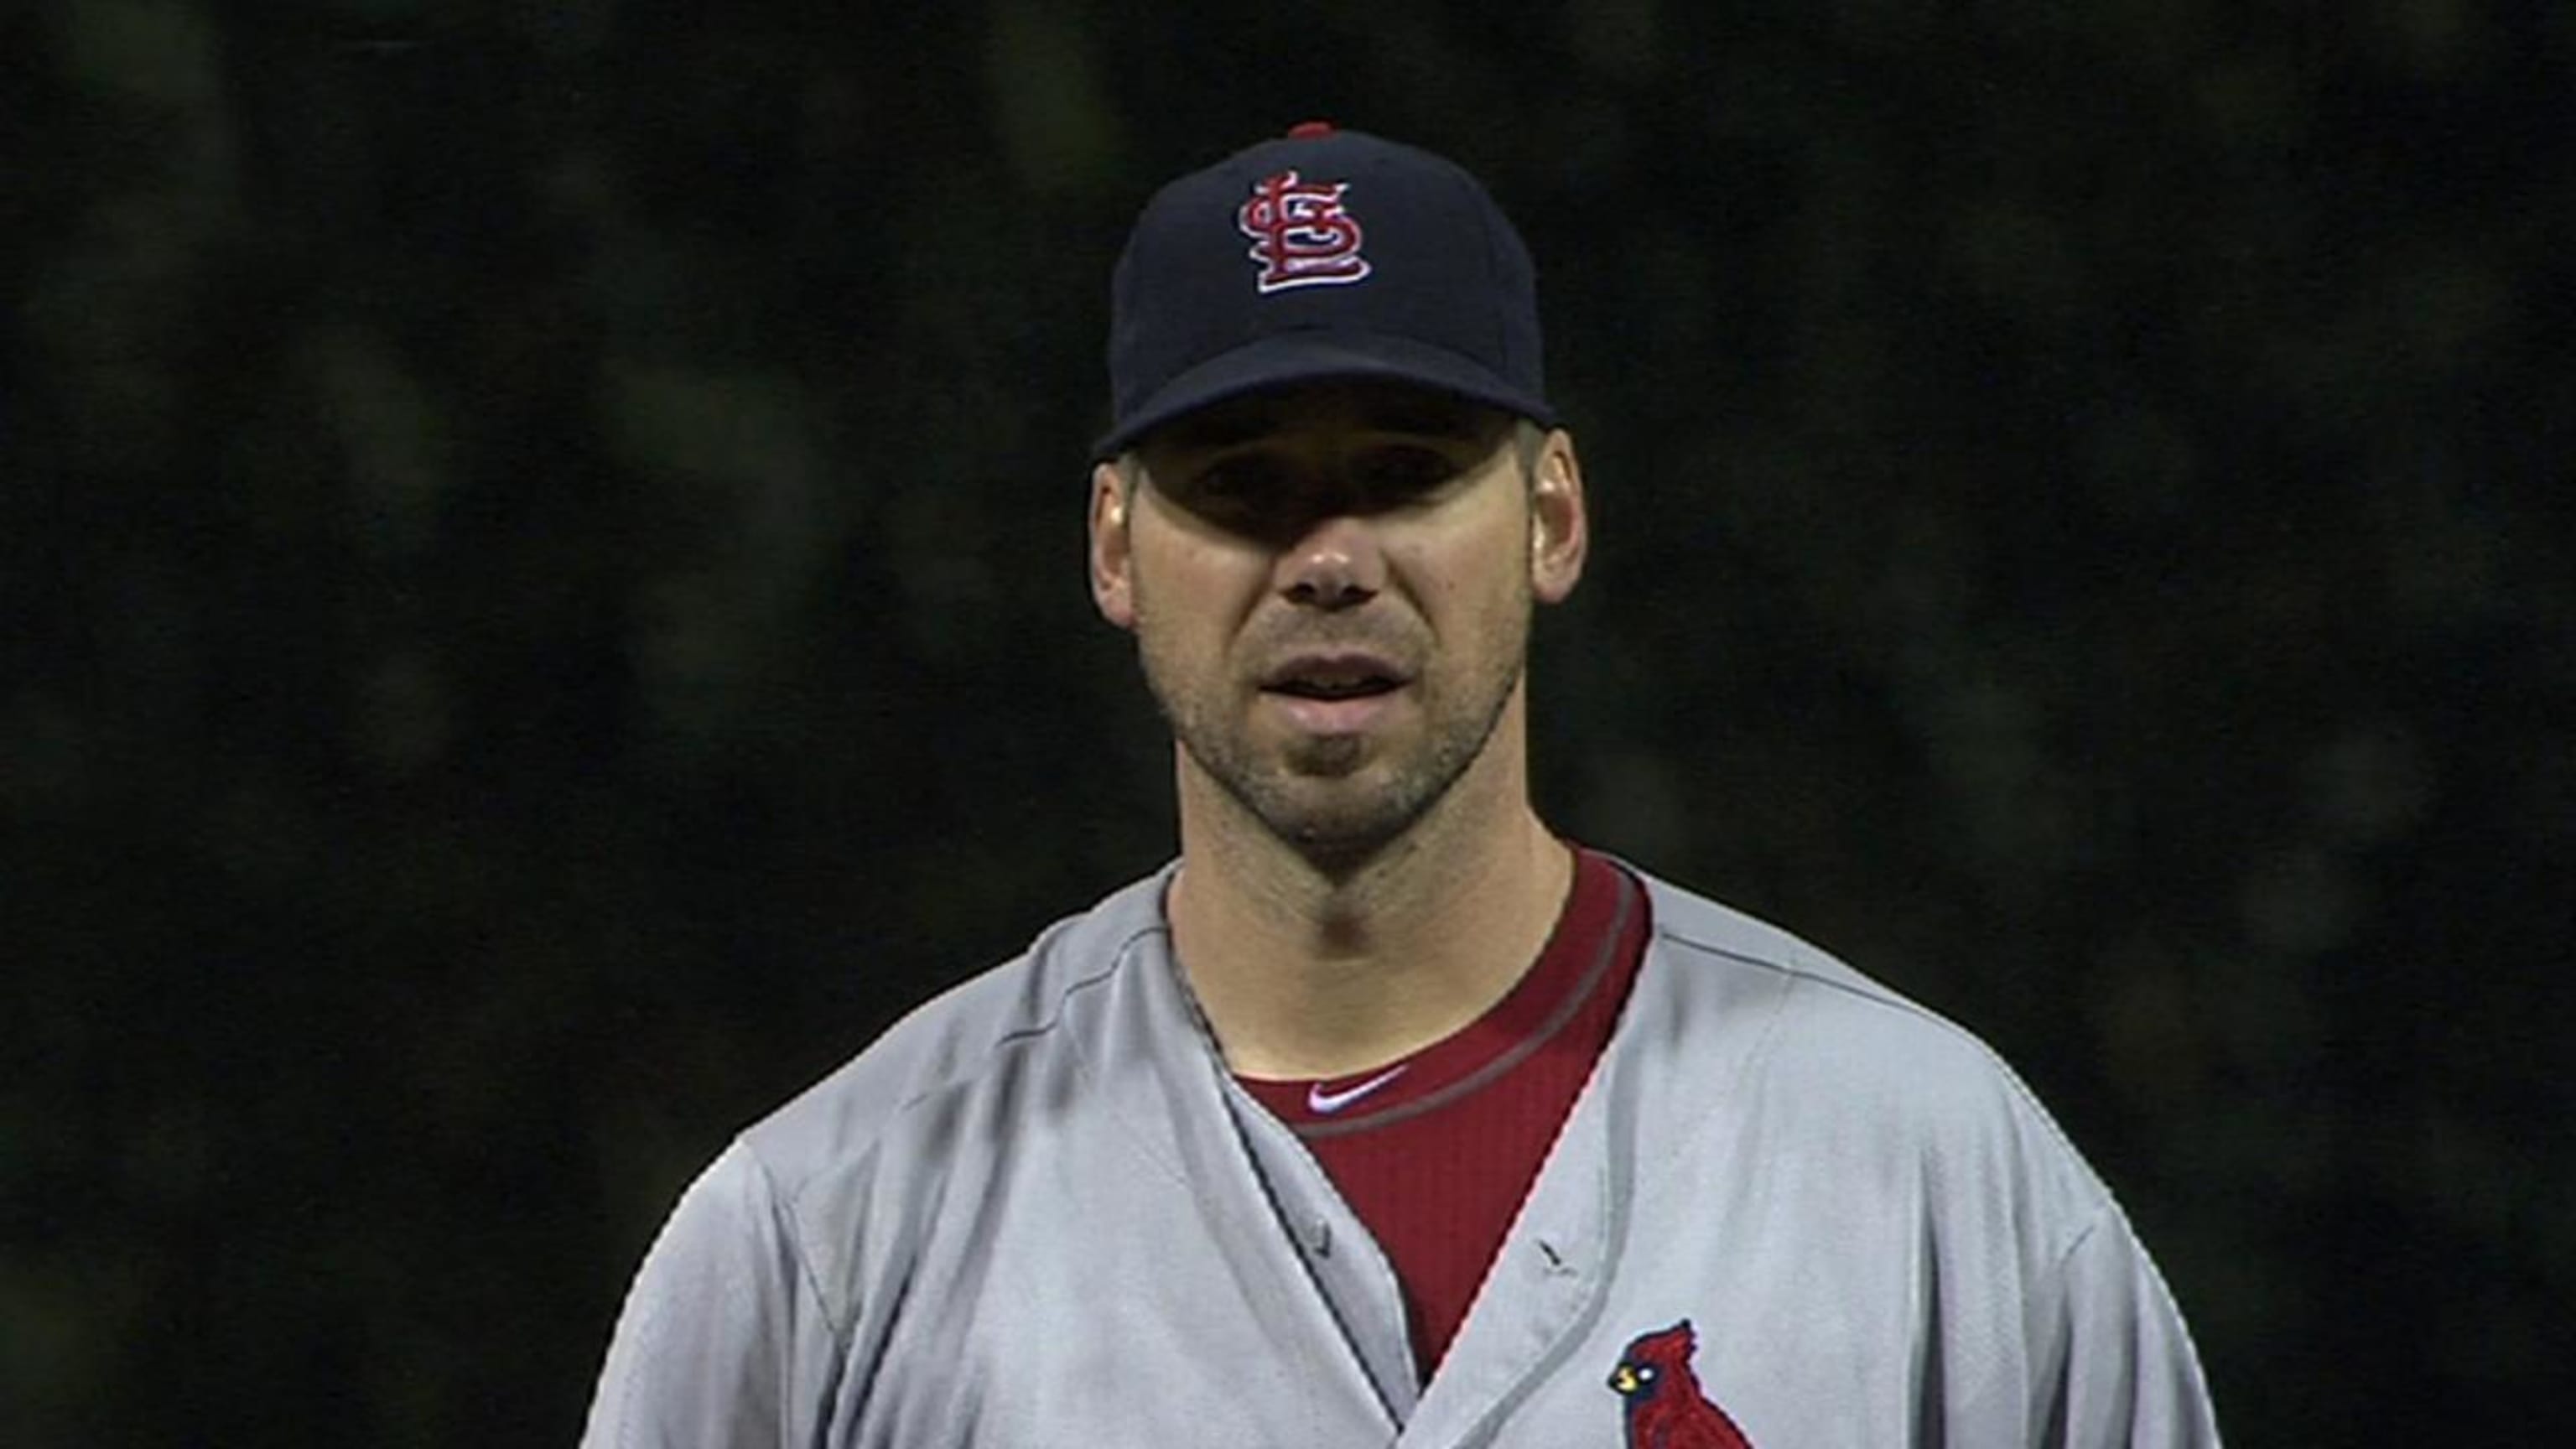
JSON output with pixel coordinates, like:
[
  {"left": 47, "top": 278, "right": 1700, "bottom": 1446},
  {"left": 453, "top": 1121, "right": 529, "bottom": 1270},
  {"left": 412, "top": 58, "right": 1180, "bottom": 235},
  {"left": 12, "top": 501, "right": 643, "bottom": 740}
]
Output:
[{"left": 1234, "top": 848, "right": 1650, "bottom": 1379}]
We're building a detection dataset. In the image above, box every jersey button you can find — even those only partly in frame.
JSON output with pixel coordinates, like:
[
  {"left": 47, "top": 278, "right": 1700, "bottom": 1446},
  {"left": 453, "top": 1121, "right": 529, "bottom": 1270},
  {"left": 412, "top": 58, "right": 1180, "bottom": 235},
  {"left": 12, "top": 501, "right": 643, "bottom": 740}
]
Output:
[{"left": 1301, "top": 1217, "right": 1332, "bottom": 1256}]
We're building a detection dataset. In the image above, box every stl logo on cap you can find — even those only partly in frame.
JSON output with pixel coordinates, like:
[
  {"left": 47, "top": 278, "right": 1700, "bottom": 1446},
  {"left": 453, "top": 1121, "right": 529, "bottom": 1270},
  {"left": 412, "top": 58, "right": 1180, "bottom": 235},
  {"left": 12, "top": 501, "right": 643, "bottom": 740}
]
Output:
[{"left": 1237, "top": 170, "right": 1371, "bottom": 293}]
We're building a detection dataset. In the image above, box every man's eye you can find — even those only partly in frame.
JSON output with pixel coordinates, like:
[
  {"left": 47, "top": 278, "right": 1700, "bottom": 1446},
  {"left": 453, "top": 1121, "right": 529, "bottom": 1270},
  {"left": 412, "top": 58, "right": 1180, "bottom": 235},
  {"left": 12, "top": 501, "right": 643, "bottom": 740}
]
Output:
[
  {"left": 1189, "top": 456, "right": 1289, "bottom": 501},
  {"left": 1351, "top": 444, "right": 1460, "bottom": 500}
]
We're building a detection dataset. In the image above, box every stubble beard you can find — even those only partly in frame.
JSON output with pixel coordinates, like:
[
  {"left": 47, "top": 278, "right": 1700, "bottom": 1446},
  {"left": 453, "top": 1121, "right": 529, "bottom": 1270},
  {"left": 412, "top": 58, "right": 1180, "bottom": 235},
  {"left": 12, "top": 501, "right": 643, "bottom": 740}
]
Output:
[{"left": 1138, "top": 619, "right": 1530, "bottom": 872}]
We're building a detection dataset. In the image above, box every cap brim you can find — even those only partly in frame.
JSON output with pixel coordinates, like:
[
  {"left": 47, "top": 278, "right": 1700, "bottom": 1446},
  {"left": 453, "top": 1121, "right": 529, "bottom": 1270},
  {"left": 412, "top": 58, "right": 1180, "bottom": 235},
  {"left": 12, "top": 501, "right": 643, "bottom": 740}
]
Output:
[{"left": 1093, "top": 330, "right": 1555, "bottom": 460}]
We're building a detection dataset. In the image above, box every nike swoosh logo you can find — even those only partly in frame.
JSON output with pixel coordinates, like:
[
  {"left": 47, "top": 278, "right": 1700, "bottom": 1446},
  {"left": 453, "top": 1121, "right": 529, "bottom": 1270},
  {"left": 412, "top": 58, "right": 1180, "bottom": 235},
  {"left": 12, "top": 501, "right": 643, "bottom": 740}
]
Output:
[{"left": 1306, "top": 1064, "right": 1407, "bottom": 1115}]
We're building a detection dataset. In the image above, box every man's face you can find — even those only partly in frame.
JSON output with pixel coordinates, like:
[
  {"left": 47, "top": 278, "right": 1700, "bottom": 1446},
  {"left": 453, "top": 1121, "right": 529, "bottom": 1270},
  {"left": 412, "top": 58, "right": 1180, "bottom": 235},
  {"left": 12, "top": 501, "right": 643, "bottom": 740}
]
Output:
[{"left": 1088, "top": 382, "right": 1587, "bottom": 865}]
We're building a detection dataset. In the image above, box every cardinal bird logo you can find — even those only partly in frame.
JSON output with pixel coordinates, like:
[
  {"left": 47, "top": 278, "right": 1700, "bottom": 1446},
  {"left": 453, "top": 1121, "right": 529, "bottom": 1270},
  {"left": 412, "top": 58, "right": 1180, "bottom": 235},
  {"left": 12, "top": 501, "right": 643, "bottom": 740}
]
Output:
[{"left": 1607, "top": 1319, "right": 1755, "bottom": 1449}]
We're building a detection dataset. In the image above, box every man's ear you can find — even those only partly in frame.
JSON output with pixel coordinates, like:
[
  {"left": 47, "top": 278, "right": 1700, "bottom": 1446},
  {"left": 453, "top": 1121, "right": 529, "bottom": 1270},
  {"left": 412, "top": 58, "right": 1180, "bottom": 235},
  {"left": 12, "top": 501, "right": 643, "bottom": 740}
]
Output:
[
  {"left": 1089, "top": 460, "right": 1138, "bottom": 630},
  {"left": 1529, "top": 429, "right": 1588, "bottom": 605}
]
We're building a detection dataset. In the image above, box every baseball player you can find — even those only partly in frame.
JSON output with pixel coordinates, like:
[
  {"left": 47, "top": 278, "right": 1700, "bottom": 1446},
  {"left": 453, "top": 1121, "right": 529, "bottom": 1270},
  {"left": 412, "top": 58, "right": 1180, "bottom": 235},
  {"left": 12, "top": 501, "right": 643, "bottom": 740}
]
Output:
[{"left": 580, "top": 123, "right": 2220, "bottom": 1446}]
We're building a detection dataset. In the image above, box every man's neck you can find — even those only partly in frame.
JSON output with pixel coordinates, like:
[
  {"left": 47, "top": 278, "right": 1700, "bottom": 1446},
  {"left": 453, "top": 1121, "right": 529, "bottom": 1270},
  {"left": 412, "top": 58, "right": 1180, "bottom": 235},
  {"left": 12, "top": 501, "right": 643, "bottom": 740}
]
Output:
[{"left": 1165, "top": 732, "right": 1575, "bottom": 1080}]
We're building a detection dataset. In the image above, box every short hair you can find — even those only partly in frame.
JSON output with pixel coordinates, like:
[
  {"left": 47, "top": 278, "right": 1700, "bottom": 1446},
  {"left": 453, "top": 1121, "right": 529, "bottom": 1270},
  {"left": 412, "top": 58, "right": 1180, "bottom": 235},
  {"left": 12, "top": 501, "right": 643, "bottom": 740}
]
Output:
[{"left": 1511, "top": 418, "right": 1547, "bottom": 487}]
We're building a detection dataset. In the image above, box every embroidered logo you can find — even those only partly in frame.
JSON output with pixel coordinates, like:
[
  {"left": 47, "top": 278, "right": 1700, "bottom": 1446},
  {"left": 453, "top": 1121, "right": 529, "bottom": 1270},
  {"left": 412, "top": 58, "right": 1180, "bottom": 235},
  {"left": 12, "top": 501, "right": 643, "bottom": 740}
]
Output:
[
  {"left": 1306, "top": 1064, "right": 1406, "bottom": 1115},
  {"left": 1238, "top": 170, "right": 1372, "bottom": 293},
  {"left": 1607, "top": 1320, "right": 1756, "bottom": 1448}
]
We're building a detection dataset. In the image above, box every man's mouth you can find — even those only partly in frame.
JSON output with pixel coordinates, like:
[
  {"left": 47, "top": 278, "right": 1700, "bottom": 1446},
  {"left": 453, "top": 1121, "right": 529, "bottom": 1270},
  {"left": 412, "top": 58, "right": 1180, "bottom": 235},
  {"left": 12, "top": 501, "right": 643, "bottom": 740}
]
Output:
[
  {"left": 1259, "top": 655, "right": 1410, "bottom": 701},
  {"left": 1265, "top": 675, "right": 1402, "bottom": 700},
  {"left": 1256, "top": 655, "right": 1412, "bottom": 735}
]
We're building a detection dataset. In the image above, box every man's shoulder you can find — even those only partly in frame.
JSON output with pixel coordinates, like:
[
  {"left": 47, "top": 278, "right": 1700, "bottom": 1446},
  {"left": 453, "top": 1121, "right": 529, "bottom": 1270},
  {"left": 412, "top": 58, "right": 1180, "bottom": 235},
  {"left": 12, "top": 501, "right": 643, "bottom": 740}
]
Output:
[
  {"left": 737, "top": 866, "right": 1176, "bottom": 1190},
  {"left": 1628, "top": 865, "right": 1940, "bottom": 1031},
  {"left": 1626, "top": 864, "right": 2103, "bottom": 1195}
]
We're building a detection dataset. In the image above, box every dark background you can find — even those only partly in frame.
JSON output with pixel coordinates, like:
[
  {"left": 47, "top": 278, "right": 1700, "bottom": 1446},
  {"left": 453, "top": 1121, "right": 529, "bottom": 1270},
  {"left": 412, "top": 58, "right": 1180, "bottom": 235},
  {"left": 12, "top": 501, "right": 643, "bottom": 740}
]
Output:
[{"left": 7, "top": 2, "right": 2570, "bottom": 1443}]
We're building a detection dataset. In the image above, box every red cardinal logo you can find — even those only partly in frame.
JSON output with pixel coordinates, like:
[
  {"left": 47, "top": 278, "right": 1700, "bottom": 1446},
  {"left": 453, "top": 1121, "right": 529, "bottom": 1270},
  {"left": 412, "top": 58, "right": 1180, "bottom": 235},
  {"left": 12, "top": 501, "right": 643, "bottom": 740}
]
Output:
[{"left": 1607, "top": 1320, "right": 1755, "bottom": 1449}]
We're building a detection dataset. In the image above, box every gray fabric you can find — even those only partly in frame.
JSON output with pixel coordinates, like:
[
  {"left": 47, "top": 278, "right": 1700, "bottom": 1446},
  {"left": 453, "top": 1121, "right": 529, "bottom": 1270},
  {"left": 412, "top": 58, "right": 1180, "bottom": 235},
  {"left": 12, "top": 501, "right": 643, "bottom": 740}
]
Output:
[{"left": 580, "top": 864, "right": 2220, "bottom": 1447}]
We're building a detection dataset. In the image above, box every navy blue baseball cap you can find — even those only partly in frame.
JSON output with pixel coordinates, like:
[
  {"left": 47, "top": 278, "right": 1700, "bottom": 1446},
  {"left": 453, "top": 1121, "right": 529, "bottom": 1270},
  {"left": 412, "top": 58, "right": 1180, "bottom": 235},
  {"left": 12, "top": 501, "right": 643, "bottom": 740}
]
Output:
[{"left": 1095, "top": 122, "right": 1555, "bottom": 460}]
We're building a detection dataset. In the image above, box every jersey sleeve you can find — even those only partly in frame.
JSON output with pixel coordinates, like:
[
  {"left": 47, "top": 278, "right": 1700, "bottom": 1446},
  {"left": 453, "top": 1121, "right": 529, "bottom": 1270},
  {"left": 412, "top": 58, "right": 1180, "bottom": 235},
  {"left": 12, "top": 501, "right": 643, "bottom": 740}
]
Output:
[
  {"left": 2038, "top": 1206, "right": 2223, "bottom": 1447},
  {"left": 579, "top": 1139, "right": 841, "bottom": 1449}
]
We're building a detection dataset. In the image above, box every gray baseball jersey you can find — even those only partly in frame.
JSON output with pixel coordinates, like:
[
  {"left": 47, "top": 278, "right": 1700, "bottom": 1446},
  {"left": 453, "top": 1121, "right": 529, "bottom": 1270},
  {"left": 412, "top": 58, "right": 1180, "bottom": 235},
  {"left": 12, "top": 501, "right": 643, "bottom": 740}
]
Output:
[{"left": 580, "top": 863, "right": 2220, "bottom": 1446}]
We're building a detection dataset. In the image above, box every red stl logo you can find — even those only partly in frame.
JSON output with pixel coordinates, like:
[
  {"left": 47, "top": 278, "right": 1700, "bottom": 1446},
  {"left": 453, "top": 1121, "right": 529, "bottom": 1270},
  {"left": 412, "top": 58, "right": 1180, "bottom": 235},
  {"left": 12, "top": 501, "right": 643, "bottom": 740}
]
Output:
[{"left": 1237, "top": 170, "right": 1371, "bottom": 293}]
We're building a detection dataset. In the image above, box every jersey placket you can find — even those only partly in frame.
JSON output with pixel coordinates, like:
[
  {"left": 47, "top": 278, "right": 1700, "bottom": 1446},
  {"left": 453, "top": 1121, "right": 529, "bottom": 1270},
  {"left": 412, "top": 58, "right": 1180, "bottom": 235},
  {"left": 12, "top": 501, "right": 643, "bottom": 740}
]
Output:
[
  {"left": 1220, "top": 1074, "right": 1424, "bottom": 1425},
  {"left": 1214, "top": 1008, "right": 1632, "bottom": 1448},
  {"left": 1090, "top": 922, "right": 1411, "bottom": 1443},
  {"left": 1397, "top": 1032, "right": 1625, "bottom": 1449}
]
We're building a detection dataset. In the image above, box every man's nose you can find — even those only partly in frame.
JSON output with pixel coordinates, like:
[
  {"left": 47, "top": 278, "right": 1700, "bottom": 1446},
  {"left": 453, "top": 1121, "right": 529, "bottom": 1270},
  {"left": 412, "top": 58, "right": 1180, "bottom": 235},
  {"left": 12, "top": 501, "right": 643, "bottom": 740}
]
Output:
[{"left": 1276, "top": 513, "right": 1385, "bottom": 610}]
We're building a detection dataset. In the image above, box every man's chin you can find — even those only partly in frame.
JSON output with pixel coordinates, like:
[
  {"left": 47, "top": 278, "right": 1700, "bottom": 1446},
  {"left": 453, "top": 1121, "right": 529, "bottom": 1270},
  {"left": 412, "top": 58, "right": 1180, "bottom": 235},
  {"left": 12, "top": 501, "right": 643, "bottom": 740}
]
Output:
[
  {"left": 1270, "top": 814, "right": 1410, "bottom": 874},
  {"left": 1177, "top": 735, "right": 1443, "bottom": 862},
  {"left": 1277, "top": 733, "right": 1373, "bottom": 778},
  {"left": 1250, "top": 776, "right": 1432, "bottom": 865}
]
